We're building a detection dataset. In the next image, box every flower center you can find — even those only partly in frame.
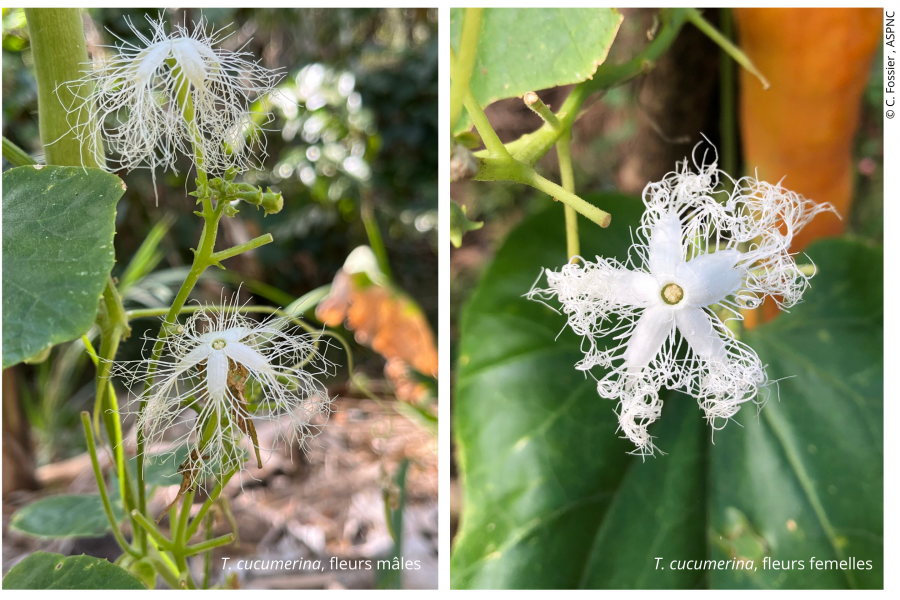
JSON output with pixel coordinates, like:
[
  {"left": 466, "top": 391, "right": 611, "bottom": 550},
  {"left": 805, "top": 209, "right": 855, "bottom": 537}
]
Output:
[
  {"left": 661, "top": 283, "right": 684, "bottom": 305},
  {"left": 211, "top": 338, "right": 227, "bottom": 350}
]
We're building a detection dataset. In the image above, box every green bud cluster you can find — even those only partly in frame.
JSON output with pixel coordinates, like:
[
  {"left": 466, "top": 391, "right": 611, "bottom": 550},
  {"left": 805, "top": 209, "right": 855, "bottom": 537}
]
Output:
[{"left": 203, "top": 168, "right": 284, "bottom": 216}]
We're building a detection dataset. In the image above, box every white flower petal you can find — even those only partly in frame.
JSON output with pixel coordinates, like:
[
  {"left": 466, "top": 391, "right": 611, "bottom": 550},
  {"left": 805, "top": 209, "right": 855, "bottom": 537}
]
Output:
[
  {"left": 223, "top": 327, "right": 247, "bottom": 343},
  {"left": 224, "top": 341, "right": 271, "bottom": 372},
  {"left": 179, "top": 343, "right": 211, "bottom": 371},
  {"left": 134, "top": 41, "right": 170, "bottom": 85},
  {"left": 612, "top": 270, "right": 658, "bottom": 307},
  {"left": 623, "top": 305, "right": 674, "bottom": 369},
  {"left": 170, "top": 38, "right": 209, "bottom": 88},
  {"left": 61, "top": 15, "right": 284, "bottom": 181},
  {"left": 675, "top": 248, "right": 743, "bottom": 307},
  {"left": 648, "top": 211, "right": 683, "bottom": 278},
  {"left": 206, "top": 349, "right": 229, "bottom": 403},
  {"left": 674, "top": 307, "right": 726, "bottom": 362}
]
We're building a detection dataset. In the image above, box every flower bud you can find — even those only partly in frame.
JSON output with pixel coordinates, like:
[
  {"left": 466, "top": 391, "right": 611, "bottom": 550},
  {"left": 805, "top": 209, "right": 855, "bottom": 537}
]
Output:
[
  {"left": 261, "top": 188, "right": 284, "bottom": 215},
  {"left": 232, "top": 183, "right": 263, "bottom": 205}
]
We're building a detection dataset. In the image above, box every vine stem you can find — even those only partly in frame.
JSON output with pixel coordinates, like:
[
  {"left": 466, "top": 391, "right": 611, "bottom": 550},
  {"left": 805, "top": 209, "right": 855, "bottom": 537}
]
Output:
[
  {"left": 463, "top": 88, "right": 510, "bottom": 159},
  {"left": 474, "top": 157, "right": 611, "bottom": 228},
  {"left": 25, "top": 8, "right": 103, "bottom": 168},
  {"left": 718, "top": 8, "right": 738, "bottom": 182},
  {"left": 685, "top": 8, "right": 769, "bottom": 90},
  {"left": 556, "top": 131, "right": 580, "bottom": 260},
  {"left": 449, "top": 7, "right": 483, "bottom": 132},
  {"left": 360, "top": 191, "right": 393, "bottom": 280},
  {"left": 92, "top": 281, "right": 139, "bottom": 539}
]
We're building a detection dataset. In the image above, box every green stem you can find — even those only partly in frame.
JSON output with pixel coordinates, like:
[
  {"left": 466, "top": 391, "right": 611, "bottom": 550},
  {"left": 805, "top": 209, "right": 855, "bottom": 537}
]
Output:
[
  {"left": 97, "top": 276, "right": 140, "bottom": 546},
  {"left": 148, "top": 555, "right": 182, "bottom": 589},
  {"left": 360, "top": 192, "right": 393, "bottom": 280},
  {"left": 130, "top": 510, "right": 174, "bottom": 550},
  {"left": 474, "top": 157, "right": 611, "bottom": 228},
  {"left": 202, "top": 515, "right": 214, "bottom": 589},
  {"left": 80, "top": 412, "right": 140, "bottom": 558},
  {"left": 184, "top": 470, "right": 237, "bottom": 542},
  {"left": 556, "top": 132, "right": 580, "bottom": 259},
  {"left": 686, "top": 8, "right": 769, "bottom": 90},
  {"left": 94, "top": 321, "right": 136, "bottom": 532},
  {"left": 25, "top": 8, "right": 103, "bottom": 168},
  {"left": 209, "top": 233, "right": 273, "bottom": 264},
  {"left": 449, "top": 7, "right": 483, "bottom": 132},
  {"left": 81, "top": 333, "right": 140, "bottom": 551},
  {"left": 184, "top": 534, "right": 234, "bottom": 557},
  {"left": 463, "top": 88, "right": 511, "bottom": 159},
  {"left": 719, "top": 8, "right": 738, "bottom": 180},
  {"left": 147, "top": 546, "right": 183, "bottom": 589},
  {"left": 524, "top": 92, "right": 562, "bottom": 130},
  {"left": 173, "top": 554, "right": 197, "bottom": 590},
  {"left": 2, "top": 136, "right": 36, "bottom": 166},
  {"left": 524, "top": 168, "right": 611, "bottom": 228},
  {"left": 174, "top": 489, "right": 196, "bottom": 547}
]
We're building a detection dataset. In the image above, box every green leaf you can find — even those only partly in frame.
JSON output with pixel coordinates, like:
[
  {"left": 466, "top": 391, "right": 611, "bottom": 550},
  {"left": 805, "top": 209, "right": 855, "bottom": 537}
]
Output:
[
  {"left": 9, "top": 494, "right": 122, "bottom": 539},
  {"left": 2, "top": 552, "right": 146, "bottom": 589},
  {"left": 450, "top": 8, "right": 623, "bottom": 133},
  {"left": 2, "top": 165, "right": 124, "bottom": 368},
  {"left": 710, "top": 239, "right": 883, "bottom": 589},
  {"left": 451, "top": 199, "right": 883, "bottom": 589},
  {"left": 450, "top": 199, "right": 483, "bottom": 248}
]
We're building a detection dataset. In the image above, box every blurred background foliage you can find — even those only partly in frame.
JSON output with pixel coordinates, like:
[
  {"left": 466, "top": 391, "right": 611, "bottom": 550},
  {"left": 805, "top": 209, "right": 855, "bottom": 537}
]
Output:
[{"left": 2, "top": 7, "right": 438, "bottom": 465}]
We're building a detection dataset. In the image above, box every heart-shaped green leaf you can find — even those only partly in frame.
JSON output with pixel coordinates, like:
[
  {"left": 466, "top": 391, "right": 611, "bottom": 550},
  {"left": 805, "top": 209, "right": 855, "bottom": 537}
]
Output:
[
  {"left": 9, "top": 494, "right": 122, "bottom": 539},
  {"left": 450, "top": 8, "right": 623, "bottom": 133},
  {"left": 2, "top": 165, "right": 124, "bottom": 368},
  {"left": 2, "top": 552, "right": 145, "bottom": 589},
  {"left": 451, "top": 198, "right": 882, "bottom": 589}
]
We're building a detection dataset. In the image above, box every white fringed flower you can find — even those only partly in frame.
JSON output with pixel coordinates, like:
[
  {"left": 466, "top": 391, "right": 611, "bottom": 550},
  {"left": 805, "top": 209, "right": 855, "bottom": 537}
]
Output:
[
  {"left": 62, "top": 14, "right": 283, "bottom": 179},
  {"left": 120, "top": 297, "right": 332, "bottom": 487},
  {"left": 528, "top": 145, "right": 836, "bottom": 456}
]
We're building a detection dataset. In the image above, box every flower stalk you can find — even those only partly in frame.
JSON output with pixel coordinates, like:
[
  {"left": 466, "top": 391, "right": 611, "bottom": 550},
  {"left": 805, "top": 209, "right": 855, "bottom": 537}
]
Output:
[{"left": 555, "top": 131, "right": 580, "bottom": 260}]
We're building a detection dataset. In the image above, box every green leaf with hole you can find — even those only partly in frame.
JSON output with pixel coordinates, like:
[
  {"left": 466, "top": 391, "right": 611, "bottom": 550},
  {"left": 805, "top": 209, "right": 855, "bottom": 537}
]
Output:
[
  {"left": 2, "top": 552, "right": 145, "bottom": 589},
  {"left": 2, "top": 165, "right": 124, "bottom": 368},
  {"left": 9, "top": 494, "right": 123, "bottom": 539},
  {"left": 451, "top": 199, "right": 882, "bottom": 589},
  {"left": 450, "top": 8, "right": 623, "bottom": 133}
]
